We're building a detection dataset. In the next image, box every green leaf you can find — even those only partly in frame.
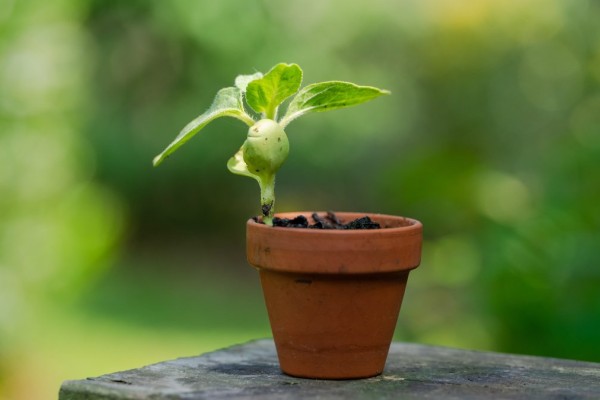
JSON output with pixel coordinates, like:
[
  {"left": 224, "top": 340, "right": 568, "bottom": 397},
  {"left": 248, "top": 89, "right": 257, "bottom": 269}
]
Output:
[
  {"left": 246, "top": 63, "right": 303, "bottom": 119},
  {"left": 280, "top": 81, "right": 390, "bottom": 127},
  {"left": 153, "top": 87, "right": 255, "bottom": 166},
  {"left": 235, "top": 72, "right": 263, "bottom": 92},
  {"left": 227, "top": 148, "right": 259, "bottom": 181}
]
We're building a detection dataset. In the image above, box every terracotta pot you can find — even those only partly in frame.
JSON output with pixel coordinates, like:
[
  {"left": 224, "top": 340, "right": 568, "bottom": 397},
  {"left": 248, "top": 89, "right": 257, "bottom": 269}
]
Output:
[{"left": 246, "top": 211, "right": 423, "bottom": 379}]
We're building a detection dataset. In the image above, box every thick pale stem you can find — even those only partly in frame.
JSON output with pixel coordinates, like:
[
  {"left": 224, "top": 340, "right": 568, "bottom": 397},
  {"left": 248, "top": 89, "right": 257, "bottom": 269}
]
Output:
[
  {"left": 234, "top": 112, "right": 256, "bottom": 127},
  {"left": 265, "top": 105, "right": 277, "bottom": 121},
  {"left": 259, "top": 174, "right": 276, "bottom": 226}
]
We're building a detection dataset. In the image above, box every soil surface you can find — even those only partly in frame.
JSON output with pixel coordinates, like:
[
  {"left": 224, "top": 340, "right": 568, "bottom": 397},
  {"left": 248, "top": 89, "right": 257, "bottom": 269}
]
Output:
[{"left": 261, "top": 211, "right": 381, "bottom": 229}]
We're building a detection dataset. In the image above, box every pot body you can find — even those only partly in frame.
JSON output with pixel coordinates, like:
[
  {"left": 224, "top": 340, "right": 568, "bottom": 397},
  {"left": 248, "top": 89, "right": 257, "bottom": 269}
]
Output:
[{"left": 247, "top": 212, "right": 423, "bottom": 379}]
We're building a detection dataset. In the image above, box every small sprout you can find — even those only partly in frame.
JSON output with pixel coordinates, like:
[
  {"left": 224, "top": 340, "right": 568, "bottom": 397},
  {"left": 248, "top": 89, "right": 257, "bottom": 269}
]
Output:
[{"left": 153, "top": 63, "right": 389, "bottom": 226}]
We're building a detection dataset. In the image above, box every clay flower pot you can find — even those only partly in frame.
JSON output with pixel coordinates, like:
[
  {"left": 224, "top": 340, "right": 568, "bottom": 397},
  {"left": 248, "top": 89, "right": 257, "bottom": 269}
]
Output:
[{"left": 246, "top": 211, "right": 423, "bottom": 379}]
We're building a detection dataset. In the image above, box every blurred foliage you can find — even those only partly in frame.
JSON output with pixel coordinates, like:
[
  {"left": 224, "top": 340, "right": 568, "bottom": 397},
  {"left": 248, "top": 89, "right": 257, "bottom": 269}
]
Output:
[
  {"left": 0, "top": 0, "right": 123, "bottom": 374},
  {"left": 1, "top": 0, "right": 600, "bottom": 399}
]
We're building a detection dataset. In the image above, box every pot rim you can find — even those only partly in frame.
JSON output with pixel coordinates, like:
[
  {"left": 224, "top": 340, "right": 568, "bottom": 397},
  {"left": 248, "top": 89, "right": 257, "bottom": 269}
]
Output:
[
  {"left": 248, "top": 211, "right": 422, "bottom": 236},
  {"left": 246, "top": 211, "right": 423, "bottom": 274}
]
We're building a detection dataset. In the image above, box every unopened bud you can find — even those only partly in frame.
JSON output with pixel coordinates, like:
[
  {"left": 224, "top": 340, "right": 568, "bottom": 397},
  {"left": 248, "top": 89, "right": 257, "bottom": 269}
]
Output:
[{"left": 242, "top": 119, "right": 289, "bottom": 175}]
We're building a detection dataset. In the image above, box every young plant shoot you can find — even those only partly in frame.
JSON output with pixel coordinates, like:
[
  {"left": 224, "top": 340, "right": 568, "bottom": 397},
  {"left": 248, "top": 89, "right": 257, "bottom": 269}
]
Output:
[{"left": 153, "top": 63, "right": 389, "bottom": 226}]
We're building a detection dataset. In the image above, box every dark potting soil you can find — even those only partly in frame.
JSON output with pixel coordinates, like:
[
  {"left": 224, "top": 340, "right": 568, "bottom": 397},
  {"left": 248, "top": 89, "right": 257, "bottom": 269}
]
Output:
[{"left": 266, "top": 211, "right": 380, "bottom": 230}]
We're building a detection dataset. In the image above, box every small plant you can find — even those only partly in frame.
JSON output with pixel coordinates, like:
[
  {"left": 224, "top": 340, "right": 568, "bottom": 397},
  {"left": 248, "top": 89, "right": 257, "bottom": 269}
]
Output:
[{"left": 153, "top": 63, "right": 389, "bottom": 225}]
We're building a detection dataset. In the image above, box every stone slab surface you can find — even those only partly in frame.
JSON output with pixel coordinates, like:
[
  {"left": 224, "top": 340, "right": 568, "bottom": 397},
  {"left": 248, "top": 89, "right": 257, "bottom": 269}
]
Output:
[{"left": 59, "top": 339, "right": 600, "bottom": 400}]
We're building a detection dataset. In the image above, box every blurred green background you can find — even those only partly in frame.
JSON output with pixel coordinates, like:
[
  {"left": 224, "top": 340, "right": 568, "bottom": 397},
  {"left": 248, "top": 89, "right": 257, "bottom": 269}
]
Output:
[{"left": 1, "top": 0, "right": 599, "bottom": 398}]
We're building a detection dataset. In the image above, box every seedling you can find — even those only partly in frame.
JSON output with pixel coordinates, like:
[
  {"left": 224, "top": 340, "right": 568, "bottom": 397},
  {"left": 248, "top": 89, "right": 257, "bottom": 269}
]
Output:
[{"left": 153, "top": 63, "right": 389, "bottom": 225}]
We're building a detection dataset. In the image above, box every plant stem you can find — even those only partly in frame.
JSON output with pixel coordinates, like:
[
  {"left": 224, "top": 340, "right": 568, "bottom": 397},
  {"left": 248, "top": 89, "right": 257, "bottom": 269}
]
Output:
[
  {"left": 235, "top": 113, "right": 257, "bottom": 127},
  {"left": 259, "top": 174, "right": 276, "bottom": 226}
]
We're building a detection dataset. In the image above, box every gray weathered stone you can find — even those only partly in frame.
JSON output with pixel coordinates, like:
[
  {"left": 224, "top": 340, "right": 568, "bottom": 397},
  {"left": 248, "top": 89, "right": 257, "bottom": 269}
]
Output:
[{"left": 59, "top": 339, "right": 600, "bottom": 399}]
